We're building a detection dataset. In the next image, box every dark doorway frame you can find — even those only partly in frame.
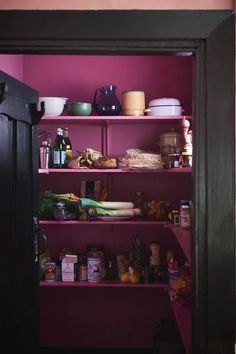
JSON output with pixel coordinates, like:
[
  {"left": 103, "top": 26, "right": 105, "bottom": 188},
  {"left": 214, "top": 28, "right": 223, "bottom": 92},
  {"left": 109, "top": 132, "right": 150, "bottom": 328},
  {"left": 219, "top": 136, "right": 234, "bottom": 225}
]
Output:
[{"left": 0, "top": 10, "right": 234, "bottom": 354}]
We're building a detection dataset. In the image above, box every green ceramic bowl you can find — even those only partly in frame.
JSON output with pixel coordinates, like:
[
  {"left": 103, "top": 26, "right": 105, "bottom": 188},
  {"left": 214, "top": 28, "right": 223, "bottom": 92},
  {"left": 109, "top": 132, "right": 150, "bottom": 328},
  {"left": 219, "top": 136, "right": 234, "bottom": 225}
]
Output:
[{"left": 67, "top": 102, "right": 92, "bottom": 116}]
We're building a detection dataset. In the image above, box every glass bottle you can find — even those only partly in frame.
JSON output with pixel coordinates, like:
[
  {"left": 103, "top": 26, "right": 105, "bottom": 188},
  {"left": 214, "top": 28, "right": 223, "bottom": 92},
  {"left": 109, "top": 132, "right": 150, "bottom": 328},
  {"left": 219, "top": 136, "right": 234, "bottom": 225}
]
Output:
[
  {"left": 46, "top": 129, "right": 53, "bottom": 167},
  {"left": 106, "top": 260, "right": 114, "bottom": 280},
  {"left": 53, "top": 128, "right": 66, "bottom": 168},
  {"left": 63, "top": 127, "right": 73, "bottom": 160}
]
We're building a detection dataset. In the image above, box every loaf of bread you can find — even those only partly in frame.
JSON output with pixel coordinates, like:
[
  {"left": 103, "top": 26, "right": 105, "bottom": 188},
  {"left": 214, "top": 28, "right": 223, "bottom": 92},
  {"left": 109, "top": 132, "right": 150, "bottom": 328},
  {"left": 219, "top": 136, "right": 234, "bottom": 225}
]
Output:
[{"left": 93, "top": 156, "right": 117, "bottom": 169}]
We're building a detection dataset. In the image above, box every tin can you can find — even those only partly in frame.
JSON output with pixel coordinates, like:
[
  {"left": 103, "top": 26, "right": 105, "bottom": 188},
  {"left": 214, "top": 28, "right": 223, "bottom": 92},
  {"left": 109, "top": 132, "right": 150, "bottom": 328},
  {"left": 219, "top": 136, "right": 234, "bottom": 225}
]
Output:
[
  {"left": 149, "top": 241, "right": 160, "bottom": 256},
  {"left": 150, "top": 254, "right": 160, "bottom": 267},
  {"left": 87, "top": 256, "right": 102, "bottom": 282},
  {"left": 44, "top": 262, "right": 56, "bottom": 282},
  {"left": 79, "top": 265, "right": 87, "bottom": 281}
]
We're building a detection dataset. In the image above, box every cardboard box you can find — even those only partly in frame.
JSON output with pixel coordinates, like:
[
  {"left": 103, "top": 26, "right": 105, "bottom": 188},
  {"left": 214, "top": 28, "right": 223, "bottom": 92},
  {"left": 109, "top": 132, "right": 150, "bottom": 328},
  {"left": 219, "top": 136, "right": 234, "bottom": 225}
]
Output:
[{"left": 61, "top": 255, "right": 78, "bottom": 282}]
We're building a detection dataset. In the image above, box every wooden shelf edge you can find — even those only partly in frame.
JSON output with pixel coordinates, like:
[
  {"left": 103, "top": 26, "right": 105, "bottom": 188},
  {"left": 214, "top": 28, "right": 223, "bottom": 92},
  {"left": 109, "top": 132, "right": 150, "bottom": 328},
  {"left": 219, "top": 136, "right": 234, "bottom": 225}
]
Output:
[
  {"left": 39, "top": 220, "right": 168, "bottom": 226},
  {"left": 41, "top": 115, "right": 192, "bottom": 122},
  {"left": 165, "top": 223, "right": 191, "bottom": 264},
  {"left": 39, "top": 167, "right": 192, "bottom": 174},
  {"left": 40, "top": 280, "right": 169, "bottom": 289},
  {"left": 171, "top": 299, "right": 192, "bottom": 354}
]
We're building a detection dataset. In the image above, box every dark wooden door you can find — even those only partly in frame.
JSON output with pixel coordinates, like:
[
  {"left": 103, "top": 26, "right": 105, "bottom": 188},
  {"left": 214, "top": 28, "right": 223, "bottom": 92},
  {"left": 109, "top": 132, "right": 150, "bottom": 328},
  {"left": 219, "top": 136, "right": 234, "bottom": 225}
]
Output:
[{"left": 0, "top": 71, "right": 42, "bottom": 353}]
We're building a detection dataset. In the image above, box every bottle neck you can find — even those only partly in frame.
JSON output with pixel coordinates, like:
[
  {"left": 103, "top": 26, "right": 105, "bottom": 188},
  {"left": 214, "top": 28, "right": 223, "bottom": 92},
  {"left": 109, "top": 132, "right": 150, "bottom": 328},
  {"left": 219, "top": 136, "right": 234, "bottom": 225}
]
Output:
[{"left": 64, "top": 129, "right": 69, "bottom": 138}]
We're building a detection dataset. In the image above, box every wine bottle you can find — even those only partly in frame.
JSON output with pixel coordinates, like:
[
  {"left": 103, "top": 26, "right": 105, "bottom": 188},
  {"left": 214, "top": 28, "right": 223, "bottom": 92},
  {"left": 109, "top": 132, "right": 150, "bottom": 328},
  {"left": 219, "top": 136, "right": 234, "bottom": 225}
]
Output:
[
  {"left": 46, "top": 129, "right": 53, "bottom": 167},
  {"left": 64, "top": 127, "right": 73, "bottom": 160},
  {"left": 53, "top": 128, "right": 66, "bottom": 168}
]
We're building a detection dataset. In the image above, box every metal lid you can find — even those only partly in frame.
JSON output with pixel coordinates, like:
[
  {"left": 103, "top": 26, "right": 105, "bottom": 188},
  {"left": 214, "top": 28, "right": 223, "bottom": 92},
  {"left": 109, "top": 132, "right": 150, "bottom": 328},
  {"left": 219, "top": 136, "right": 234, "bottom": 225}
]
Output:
[{"left": 159, "top": 128, "right": 181, "bottom": 138}]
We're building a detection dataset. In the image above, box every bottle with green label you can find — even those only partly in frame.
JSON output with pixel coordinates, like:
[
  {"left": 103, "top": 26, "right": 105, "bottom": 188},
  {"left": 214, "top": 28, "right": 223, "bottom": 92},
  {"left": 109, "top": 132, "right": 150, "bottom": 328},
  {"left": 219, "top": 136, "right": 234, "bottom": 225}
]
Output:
[{"left": 53, "top": 128, "right": 66, "bottom": 168}]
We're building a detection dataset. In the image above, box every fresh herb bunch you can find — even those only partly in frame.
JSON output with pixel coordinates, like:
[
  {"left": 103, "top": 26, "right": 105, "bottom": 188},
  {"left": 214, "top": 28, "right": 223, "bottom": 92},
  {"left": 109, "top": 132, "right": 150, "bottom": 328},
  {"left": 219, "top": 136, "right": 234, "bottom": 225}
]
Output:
[{"left": 39, "top": 191, "right": 80, "bottom": 220}]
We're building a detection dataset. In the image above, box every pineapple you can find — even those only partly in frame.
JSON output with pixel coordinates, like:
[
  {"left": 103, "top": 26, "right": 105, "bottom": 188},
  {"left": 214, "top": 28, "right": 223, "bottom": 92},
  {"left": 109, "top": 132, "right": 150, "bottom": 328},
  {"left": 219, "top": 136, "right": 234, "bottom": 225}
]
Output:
[{"left": 130, "top": 233, "right": 146, "bottom": 276}]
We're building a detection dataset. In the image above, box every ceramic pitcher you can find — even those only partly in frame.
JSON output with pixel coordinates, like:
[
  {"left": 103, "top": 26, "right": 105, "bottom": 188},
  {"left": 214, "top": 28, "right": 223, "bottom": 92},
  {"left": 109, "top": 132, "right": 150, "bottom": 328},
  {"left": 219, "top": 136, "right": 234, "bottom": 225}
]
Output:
[{"left": 93, "top": 85, "right": 121, "bottom": 116}]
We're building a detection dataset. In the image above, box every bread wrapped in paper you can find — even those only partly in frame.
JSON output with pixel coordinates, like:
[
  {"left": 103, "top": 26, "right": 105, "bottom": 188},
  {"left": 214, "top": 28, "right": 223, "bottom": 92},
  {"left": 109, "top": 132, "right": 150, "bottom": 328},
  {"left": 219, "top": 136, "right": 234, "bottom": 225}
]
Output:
[{"left": 118, "top": 148, "right": 163, "bottom": 169}]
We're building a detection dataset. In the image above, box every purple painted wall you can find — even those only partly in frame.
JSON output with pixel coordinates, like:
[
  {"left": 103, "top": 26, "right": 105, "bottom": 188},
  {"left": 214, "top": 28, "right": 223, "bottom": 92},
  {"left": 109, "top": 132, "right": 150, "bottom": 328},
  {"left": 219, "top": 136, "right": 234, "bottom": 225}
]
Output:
[
  {"left": 0, "top": 55, "right": 23, "bottom": 81},
  {"left": 23, "top": 55, "right": 193, "bottom": 115}
]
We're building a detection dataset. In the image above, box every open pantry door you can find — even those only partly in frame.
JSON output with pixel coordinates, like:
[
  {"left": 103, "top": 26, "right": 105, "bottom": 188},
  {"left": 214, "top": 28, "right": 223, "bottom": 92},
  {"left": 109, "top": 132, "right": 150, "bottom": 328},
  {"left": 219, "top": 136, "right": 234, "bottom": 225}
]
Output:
[{"left": 0, "top": 70, "right": 43, "bottom": 353}]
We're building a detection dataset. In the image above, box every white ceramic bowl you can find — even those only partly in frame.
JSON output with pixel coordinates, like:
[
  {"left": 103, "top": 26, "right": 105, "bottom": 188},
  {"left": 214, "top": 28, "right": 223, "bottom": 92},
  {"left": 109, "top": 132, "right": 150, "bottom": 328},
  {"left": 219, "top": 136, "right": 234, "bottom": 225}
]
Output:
[{"left": 39, "top": 97, "right": 68, "bottom": 116}]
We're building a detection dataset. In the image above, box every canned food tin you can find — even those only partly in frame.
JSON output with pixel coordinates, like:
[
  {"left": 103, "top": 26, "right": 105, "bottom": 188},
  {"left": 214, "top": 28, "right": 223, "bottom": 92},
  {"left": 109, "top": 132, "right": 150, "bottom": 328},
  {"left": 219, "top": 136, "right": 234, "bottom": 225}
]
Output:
[
  {"left": 79, "top": 265, "right": 87, "bottom": 281},
  {"left": 44, "top": 262, "right": 56, "bottom": 282},
  {"left": 87, "top": 256, "right": 102, "bottom": 282},
  {"left": 150, "top": 254, "right": 160, "bottom": 267},
  {"left": 149, "top": 242, "right": 160, "bottom": 256}
]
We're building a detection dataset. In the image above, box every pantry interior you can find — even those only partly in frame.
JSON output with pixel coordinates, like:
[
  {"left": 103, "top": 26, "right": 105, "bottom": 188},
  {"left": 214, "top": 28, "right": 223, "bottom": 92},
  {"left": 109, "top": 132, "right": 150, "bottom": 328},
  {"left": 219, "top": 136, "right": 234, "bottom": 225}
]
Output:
[
  {"left": 0, "top": 10, "right": 234, "bottom": 354},
  {"left": 0, "top": 52, "right": 193, "bottom": 352}
]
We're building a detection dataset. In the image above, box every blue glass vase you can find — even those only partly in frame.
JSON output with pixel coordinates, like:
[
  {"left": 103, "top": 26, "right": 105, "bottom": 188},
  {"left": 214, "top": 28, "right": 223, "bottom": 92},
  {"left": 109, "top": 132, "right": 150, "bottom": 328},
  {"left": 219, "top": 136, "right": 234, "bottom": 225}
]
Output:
[{"left": 93, "top": 85, "right": 121, "bottom": 116}]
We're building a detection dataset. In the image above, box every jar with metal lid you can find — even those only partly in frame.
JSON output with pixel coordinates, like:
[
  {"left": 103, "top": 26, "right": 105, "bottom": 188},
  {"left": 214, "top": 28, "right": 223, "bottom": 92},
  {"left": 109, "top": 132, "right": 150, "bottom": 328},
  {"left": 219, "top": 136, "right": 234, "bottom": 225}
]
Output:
[
  {"left": 180, "top": 200, "right": 191, "bottom": 228},
  {"left": 87, "top": 245, "right": 105, "bottom": 278},
  {"left": 157, "top": 128, "right": 182, "bottom": 154}
]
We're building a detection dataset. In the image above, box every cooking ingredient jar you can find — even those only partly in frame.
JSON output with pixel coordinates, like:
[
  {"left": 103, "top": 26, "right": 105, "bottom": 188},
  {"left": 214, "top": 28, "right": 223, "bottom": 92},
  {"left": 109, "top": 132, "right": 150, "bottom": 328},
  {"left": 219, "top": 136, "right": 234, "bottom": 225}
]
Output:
[
  {"left": 180, "top": 200, "right": 191, "bottom": 228},
  {"left": 87, "top": 256, "right": 103, "bottom": 282},
  {"left": 157, "top": 128, "right": 182, "bottom": 154}
]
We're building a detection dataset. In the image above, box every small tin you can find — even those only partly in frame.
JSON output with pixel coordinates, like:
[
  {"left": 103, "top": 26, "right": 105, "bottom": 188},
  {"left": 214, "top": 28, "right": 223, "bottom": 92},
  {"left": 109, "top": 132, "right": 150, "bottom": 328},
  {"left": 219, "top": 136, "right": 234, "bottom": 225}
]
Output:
[
  {"left": 79, "top": 265, "right": 87, "bottom": 281},
  {"left": 44, "top": 262, "right": 56, "bottom": 282},
  {"left": 87, "top": 256, "right": 102, "bottom": 282}
]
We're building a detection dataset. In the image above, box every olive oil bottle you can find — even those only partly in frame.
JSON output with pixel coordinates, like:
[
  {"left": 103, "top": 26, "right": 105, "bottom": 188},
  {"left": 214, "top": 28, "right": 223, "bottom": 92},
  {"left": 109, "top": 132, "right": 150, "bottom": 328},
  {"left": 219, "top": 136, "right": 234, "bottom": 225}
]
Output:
[{"left": 53, "top": 128, "right": 66, "bottom": 168}]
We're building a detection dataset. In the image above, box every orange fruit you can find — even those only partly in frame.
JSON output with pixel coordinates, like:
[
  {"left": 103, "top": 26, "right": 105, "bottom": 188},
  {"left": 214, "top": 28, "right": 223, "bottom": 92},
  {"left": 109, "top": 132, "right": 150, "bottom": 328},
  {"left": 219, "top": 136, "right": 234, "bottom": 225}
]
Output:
[
  {"left": 120, "top": 272, "right": 130, "bottom": 283},
  {"left": 129, "top": 273, "right": 141, "bottom": 284}
]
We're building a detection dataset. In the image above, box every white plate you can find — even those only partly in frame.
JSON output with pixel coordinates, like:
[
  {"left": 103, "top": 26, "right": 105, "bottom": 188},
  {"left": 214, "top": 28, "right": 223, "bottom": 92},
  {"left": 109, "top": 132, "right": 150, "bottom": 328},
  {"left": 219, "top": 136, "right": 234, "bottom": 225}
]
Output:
[
  {"left": 99, "top": 201, "right": 134, "bottom": 209},
  {"left": 96, "top": 216, "right": 132, "bottom": 221}
]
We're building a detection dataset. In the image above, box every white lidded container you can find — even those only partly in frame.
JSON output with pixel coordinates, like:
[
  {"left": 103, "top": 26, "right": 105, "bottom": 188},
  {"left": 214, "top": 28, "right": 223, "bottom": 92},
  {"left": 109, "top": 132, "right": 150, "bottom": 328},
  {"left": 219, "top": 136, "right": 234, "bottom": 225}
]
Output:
[
  {"left": 144, "top": 97, "right": 182, "bottom": 116},
  {"left": 87, "top": 256, "right": 103, "bottom": 282}
]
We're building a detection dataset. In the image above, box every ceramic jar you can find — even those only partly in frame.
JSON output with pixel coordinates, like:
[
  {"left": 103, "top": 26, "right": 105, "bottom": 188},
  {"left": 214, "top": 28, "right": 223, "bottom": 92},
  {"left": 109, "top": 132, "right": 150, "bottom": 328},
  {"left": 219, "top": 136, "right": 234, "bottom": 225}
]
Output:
[{"left": 121, "top": 90, "right": 145, "bottom": 116}]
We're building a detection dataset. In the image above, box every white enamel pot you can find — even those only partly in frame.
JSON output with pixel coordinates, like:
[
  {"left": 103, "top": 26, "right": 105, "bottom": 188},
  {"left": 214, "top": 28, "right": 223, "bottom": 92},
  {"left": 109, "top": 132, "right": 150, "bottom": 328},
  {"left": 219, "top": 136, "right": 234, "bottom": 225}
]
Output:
[{"left": 144, "top": 97, "right": 183, "bottom": 116}]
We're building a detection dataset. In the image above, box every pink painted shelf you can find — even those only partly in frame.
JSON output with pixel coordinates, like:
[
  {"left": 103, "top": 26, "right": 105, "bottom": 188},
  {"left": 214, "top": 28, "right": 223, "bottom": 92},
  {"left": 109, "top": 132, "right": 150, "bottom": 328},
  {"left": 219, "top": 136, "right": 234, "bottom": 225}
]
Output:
[
  {"left": 165, "top": 224, "right": 191, "bottom": 263},
  {"left": 39, "top": 220, "right": 168, "bottom": 226},
  {"left": 171, "top": 300, "right": 192, "bottom": 354},
  {"left": 41, "top": 115, "right": 192, "bottom": 123},
  {"left": 40, "top": 280, "right": 168, "bottom": 289},
  {"left": 39, "top": 167, "right": 192, "bottom": 174}
]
